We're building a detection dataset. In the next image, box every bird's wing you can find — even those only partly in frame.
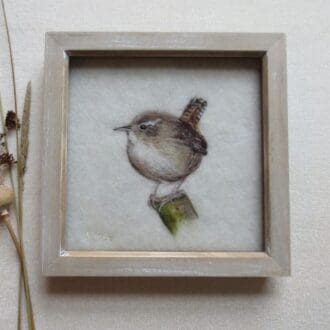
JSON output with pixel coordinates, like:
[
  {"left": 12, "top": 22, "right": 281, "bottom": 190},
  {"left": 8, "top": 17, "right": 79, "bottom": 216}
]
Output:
[
  {"left": 180, "top": 97, "right": 207, "bottom": 130},
  {"left": 174, "top": 121, "right": 207, "bottom": 155}
]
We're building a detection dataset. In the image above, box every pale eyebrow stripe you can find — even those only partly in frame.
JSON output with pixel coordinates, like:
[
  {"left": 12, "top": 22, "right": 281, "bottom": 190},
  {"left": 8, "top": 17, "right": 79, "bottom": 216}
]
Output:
[{"left": 142, "top": 119, "right": 161, "bottom": 126}]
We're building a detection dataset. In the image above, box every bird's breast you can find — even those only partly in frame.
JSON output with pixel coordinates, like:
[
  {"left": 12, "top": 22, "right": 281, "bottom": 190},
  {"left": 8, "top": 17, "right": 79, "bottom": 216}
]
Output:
[{"left": 127, "top": 141, "right": 190, "bottom": 182}]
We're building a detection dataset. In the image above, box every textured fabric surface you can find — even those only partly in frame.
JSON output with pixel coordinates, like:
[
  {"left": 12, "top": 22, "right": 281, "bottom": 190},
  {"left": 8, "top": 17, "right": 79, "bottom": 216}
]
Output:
[
  {"left": 67, "top": 57, "right": 262, "bottom": 251},
  {"left": 0, "top": 0, "right": 329, "bottom": 329}
]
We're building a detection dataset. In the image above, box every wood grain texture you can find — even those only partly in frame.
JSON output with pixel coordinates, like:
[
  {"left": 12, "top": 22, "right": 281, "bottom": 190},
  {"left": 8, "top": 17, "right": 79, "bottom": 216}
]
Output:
[{"left": 41, "top": 32, "right": 289, "bottom": 277}]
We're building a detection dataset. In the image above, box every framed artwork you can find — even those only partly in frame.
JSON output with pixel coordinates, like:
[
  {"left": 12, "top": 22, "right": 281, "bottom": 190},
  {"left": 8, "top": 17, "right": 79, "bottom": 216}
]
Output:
[{"left": 42, "top": 32, "right": 290, "bottom": 277}]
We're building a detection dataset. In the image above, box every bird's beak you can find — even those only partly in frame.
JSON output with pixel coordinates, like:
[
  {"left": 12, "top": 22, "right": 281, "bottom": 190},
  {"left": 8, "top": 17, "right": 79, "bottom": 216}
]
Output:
[{"left": 113, "top": 125, "right": 131, "bottom": 132}]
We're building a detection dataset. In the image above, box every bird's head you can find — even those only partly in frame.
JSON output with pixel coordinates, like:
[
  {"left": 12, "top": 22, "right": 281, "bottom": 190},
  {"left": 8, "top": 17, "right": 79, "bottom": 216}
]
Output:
[{"left": 114, "top": 112, "right": 170, "bottom": 144}]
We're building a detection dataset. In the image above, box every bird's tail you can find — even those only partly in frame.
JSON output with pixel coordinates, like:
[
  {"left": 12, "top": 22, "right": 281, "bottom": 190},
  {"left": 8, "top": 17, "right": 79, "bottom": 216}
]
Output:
[{"left": 180, "top": 97, "right": 207, "bottom": 130}]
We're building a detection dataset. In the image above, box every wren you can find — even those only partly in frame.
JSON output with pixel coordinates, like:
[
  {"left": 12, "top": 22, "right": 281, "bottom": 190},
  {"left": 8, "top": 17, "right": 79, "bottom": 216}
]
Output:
[{"left": 114, "top": 97, "right": 208, "bottom": 207}]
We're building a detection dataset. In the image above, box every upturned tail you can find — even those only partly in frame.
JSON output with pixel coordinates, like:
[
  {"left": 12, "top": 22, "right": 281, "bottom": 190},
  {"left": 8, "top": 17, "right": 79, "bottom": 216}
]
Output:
[{"left": 180, "top": 97, "right": 207, "bottom": 130}]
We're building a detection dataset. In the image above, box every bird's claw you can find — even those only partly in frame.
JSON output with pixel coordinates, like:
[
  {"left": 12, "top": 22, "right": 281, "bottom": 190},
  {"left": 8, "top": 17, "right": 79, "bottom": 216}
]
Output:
[
  {"left": 148, "top": 194, "right": 161, "bottom": 209},
  {"left": 149, "top": 190, "right": 185, "bottom": 211}
]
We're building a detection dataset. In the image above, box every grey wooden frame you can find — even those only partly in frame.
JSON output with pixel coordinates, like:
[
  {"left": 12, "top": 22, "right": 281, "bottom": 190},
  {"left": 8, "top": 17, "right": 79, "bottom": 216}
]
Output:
[{"left": 42, "top": 32, "right": 290, "bottom": 277}]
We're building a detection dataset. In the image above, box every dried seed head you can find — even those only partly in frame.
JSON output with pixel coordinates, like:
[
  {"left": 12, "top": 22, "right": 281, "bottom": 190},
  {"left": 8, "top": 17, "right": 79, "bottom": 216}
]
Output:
[
  {"left": 0, "top": 152, "right": 16, "bottom": 166},
  {"left": 0, "top": 185, "right": 14, "bottom": 208},
  {"left": 5, "top": 111, "right": 20, "bottom": 130}
]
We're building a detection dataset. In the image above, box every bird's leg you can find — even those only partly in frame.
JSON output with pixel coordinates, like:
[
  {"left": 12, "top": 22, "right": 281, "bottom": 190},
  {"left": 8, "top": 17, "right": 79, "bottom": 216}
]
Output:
[
  {"left": 173, "top": 179, "right": 185, "bottom": 195},
  {"left": 169, "top": 178, "right": 185, "bottom": 199},
  {"left": 158, "top": 179, "right": 186, "bottom": 210},
  {"left": 149, "top": 182, "right": 161, "bottom": 208}
]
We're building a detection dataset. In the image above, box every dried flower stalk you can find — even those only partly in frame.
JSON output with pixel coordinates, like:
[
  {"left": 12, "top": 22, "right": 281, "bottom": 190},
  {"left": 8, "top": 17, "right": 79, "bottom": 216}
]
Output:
[
  {"left": 0, "top": 152, "right": 16, "bottom": 165},
  {"left": 0, "top": 133, "right": 7, "bottom": 184},
  {"left": 0, "top": 95, "right": 17, "bottom": 196},
  {"left": 0, "top": 211, "right": 23, "bottom": 260},
  {"left": 19, "top": 81, "right": 31, "bottom": 176},
  {"left": 0, "top": 93, "right": 35, "bottom": 330},
  {"left": 1, "top": 1, "right": 35, "bottom": 329},
  {"left": 5, "top": 110, "right": 20, "bottom": 130},
  {"left": 0, "top": 211, "right": 34, "bottom": 330}
]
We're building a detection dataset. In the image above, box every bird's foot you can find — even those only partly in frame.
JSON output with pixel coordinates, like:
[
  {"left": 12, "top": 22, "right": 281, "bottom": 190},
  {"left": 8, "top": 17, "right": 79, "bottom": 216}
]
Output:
[{"left": 148, "top": 194, "right": 162, "bottom": 209}]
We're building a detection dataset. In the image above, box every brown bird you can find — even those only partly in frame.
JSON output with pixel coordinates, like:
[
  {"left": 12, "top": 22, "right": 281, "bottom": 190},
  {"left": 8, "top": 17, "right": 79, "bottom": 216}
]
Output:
[{"left": 114, "top": 97, "right": 208, "bottom": 207}]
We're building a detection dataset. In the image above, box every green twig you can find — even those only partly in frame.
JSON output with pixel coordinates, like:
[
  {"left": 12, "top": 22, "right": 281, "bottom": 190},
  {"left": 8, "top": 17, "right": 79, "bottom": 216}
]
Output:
[{"left": 152, "top": 192, "right": 198, "bottom": 234}]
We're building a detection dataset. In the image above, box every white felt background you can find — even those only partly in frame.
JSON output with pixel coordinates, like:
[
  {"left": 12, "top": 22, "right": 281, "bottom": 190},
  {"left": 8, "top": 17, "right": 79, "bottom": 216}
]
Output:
[
  {"left": 0, "top": 1, "right": 329, "bottom": 329},
  {"left": 67, "top": 57, "right": 262, "bottom": 251}
]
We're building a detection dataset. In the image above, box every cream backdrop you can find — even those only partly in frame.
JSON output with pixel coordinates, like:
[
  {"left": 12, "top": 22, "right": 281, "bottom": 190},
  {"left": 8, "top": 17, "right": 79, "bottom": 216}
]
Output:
[
  {"left": 0, "top": 1, "right": 329, "bottom": 329},
  {"left": 67, "top": 57, "right": 263, "bottom": 252}
]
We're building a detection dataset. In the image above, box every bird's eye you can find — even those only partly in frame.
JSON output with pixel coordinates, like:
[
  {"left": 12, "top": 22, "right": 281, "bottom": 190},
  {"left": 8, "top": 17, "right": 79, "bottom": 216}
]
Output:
[{"left": 139, "top": 124, "right": 147, "bottom": 130}]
